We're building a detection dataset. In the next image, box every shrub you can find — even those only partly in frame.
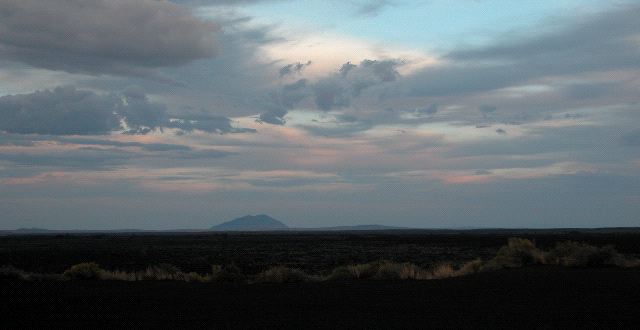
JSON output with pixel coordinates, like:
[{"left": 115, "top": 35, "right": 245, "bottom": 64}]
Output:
[
  {"left": 482, "top": 238, "right": 543, "bottom": 271},
  {"left": 325, "top": 266, "right": 356, "bottom": 281},
  {"left": 455, "top": 259, "right": 483, "bottom": 276},
  {"left": 370, "top": 261, "right": 402, "bottom": 280},
  {"left": 142, "top": 263, "right": 183, "bottom": 281},
  {"left": 210, "top": 264, "right": 246, "bottom": 283},
  {"left": 545, "top": 241, "right": 627, "bottom": 267},
  {"left": 63, "top": 262, "right": 105, "bottom": 280},
  {"left": 102, "top": 270, "right": 138, "bottom": 281},
  {"left": 0, "top": 265, "right": 30, "bottom": 281},
  {"left": 326, "top": 261, "right": 430, "bottom": 281},
  {"left": 350, "top": 262, "right": 382, "bottom": 279},
  {"left": 325, "top": 262, "right": 379, "bottom": 280},
  {"left": 397, "top": 263, "right": 430, "bottom": 280},
  {"left": 179, "top": 272, "right": 208, "bottom": 283},
  {"left": 376, "top": 261, "right": 430, "bottom": 280},
  {"left": 254, "top": 266, "right": 312, "bottom": 283},
  {"left": 429, "top": 263, "right": 456, "bottom": 279}
]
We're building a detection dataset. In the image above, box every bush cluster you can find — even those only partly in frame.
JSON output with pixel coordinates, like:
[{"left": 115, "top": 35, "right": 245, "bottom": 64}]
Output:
[{"left": 2, "top": 238, "right": 637, "bottom": 284}]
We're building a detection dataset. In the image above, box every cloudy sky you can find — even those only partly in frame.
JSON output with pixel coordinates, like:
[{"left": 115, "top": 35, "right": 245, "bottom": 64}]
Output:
[{"left": 1, "top": 0, "right": 639, "bottom": 229}]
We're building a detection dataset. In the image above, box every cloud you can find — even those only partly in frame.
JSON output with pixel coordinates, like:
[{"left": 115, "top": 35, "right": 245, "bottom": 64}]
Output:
[
  {"left": 0, "top": 87, "right": 122, "bottom": 135},
  {"left": 279, "top": 61, "right": 312, "bottom": 77},
  {"left": 404, "top": 4, "right": 640, "bottom": 98},
  {"left": 258, "top": 109, "right": 289, "bottom": 125},
  {"left": 314, "top": 59, "right": 402, "bottom": 111},
  {"left": 0, "top": 0, "right": 219, "bottom": 76},
  {"left": 0, "top": 147, "right": 133, "bottom": 170},
  {"left": 258, "top": 79, "right": 309, "bottom": 125},
  {"left": 0, "top": 86, "right": 255, "bottom": 135},
  {"left": 354, "top": 0, "right": 393, "bottom": 17},
  {"left": 622, "top": 130, "right": 640, "bottom": 146},
  {"left": 416, "top": 104, "right": 438, "bottom": 116},
  {"left": 171, "top": 0, "right": 281, "bottom": 5},
  {"left": 259, "top": 59, "right": 403, "bottom": 123},
  {"left": 167, "top": 114, "right": 256, "bottom": 134}
]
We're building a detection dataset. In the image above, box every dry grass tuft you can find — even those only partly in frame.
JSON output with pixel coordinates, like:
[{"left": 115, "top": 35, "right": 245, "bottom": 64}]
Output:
[
  {"left": 429, "top": 263, "right": 456, "bottom": 279},
  {"left": 455, "top": 259, "right": 483, "bottom": 276}
]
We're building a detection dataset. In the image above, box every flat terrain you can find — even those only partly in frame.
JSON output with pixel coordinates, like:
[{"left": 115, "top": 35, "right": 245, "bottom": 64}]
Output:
[
  {"left": 2, "top": 266, "right": 640, "bottom": 329},
  {"left": 2, "top": 231, "right": 640, "bottom": 329},
  {"left": 2, "top": 230, "right": 640, "bottom": 274}
]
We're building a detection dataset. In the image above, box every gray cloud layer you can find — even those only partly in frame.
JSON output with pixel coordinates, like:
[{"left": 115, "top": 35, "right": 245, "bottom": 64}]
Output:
[
  {"left": 258, "top": 59, "right": 401, "bottom": 124},
  {"left": 406, "top": 4, "right": 640, "bottom": 98},
  {"left": 0, "top": 0, "right": 219, "bottom": 76},
  {"left": 0, "top": 87, "right": 123, "bottom": 135},
  {"left": 0, "top": 87, "right": 253, "bottom": 135}
]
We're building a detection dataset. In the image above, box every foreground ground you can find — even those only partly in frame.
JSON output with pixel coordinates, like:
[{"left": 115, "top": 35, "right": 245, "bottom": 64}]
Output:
[
  {"left": 2, "top": 231, "right": 640, "bottom": 328},
  {"left": 2, "top": 266, "right": 639, "bottom": 329}
]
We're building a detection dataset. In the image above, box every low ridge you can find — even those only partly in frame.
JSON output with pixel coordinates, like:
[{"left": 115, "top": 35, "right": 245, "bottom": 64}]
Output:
[{"left": 210, "top": 214, "right": 288, "bottom": 231}]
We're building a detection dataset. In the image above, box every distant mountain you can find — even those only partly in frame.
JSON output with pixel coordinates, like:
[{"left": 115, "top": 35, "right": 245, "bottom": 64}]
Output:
[{"left": 210, "top": 214, "right": 289, "bottom": 231}]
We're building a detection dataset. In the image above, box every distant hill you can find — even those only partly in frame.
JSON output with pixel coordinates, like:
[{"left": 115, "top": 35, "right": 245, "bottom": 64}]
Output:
[
  {"left": 292, "top": 224, "right": 408, "bottom": 231},
  {"left": 210, "top": 214, "right": 289, "bottom": 231},
  {"left": 14, "top": 228, "right": 52, "bottom": 233}
]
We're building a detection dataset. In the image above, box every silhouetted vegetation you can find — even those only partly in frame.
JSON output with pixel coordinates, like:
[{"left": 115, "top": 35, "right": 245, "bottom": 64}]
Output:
[
  {"left": 482, "top": 238, "right": 545, "bottom": 270},
  {"left": 2, "top": 238, "right": 637, "bottom": 284},
  {"left": 545, "top": 241, "right": 639, "bottom": 267},
  {"left": 63, "top": 262, "right": 104, "bottom": 280},
  {"left": 0, "top": 265, "right": 30, "bottom": 280}
]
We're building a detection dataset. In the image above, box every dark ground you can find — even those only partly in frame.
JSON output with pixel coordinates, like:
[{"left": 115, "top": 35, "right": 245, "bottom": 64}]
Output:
[
  {"left": 2, "top": 266, "right": 640, "bottom": 329},
  {"left": 2, "top": 231, "right": 640, "bottom": 329},
  {"left": 2, "top": 230, "right": 640, "bottom": 274}
]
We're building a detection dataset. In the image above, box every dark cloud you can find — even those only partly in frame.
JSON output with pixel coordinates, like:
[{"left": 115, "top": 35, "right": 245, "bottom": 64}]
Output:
[
  {"left": 0, "top": 87, "right": 254, "bottom": 136},
  {"left": 0, "top": 0, "right": 219, "bottom": 76},
  {"left": 0, "top": 87, "right": 122, "bottom": 135},
  {"left": 279, "top": 61, "right": 312, "bottom": 77},
  {"left": 258, "top": 79, "right": 310, "bottom": 125},
  {"left": 314, "top": 59, "right": 401, "bottom": 111},
  {"left": 339, "top": 62, "right": 357, "bottom": 76},
  {"left": 106, "top": 14, "right": 285, "bottom": 119},
  {"left": 119, "top": 88, "right": 169, "bottom": 134},
  {"left": 314, "top": 80, "right": 352, "bottom": 111},
  {"left": 258, "top": 108, "right": 288, "bottom": 125}
]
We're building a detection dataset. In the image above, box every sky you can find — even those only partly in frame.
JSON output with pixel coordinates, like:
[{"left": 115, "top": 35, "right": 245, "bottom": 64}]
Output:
[{"left": 0, "top": 0, "right": 639, "bottom": 229}]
